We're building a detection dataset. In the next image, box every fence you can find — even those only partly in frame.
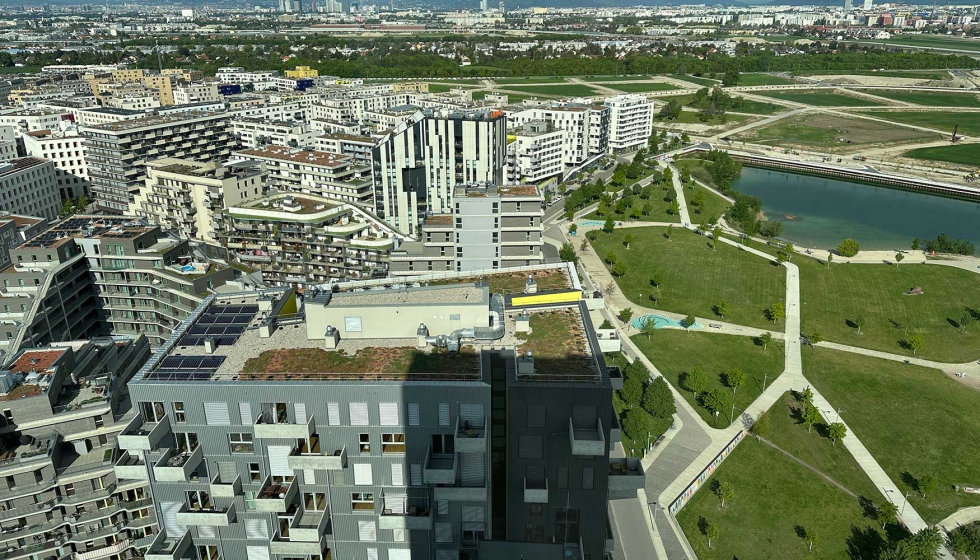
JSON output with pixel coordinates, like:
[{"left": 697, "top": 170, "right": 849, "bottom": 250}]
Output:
[{"left": 668, "top": 430, "right": 746, "bottom": 516}]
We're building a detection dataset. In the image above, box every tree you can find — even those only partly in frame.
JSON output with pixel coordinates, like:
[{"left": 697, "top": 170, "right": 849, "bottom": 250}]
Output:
[
  {"left": 827, "top": 422, "right": 846, "bottom": 446},
  {"left": 558, "top": 242, "right": 578, "bottom": 264},
  {"left": 854, "top": 314, "right": 866, "bottom": 334},
  {"left": 712, "top": 226, "right": 722, "bottom": 250},
  {"left": 803, "top": 527, "right": 818, "bottom": 552},
  {"left": 620, "top": 307, "right": 634, "bottom": 324},
  {"left": 76, "top": 194, "right": 90, "bottom": 210},
  {"left": 605, "top": 251, "right": 617, "bottom": 265},
  {"left": 766, "top": 302, "right": 785, "bottom": 323},
  {"left": 808, "top": 331, "right": 823, "bottom": 345},
  {"left": 599, "top": 319, "right": 613, "bottom": 329},
  {"left": 681, "top": 133, "right": 691, "bottom": 144},
  {"left": 663, "top": 167, "right": 673, "bottom": 184},
  {"left": 912, "top": 238, "right": 920, "bottom": 251},
  {"left": 641, "top": 201, "right": 652, "bottom": 216},
  {"left": 565, "top": 209, "right": 575, "bottom": 221},
  {"left": 642, "top": 377, "right": 676, "bottom": 418},
  {"left": 714, "top": 300, "right": 730, "bottom": 318},
  {"left": 668, "top": 200, "right": 680, "bottom": 215},
  {"left": 713, "top": 480, "right": 735, "bottom": 508},
  {"left": 621, "top": 377, "right": 644, "bottom": 407},
  {"left": 640, "top": 317, "right": 657, "bottom": 340},
  {"left": 603, "top": 216, "right": 615, "bottom": 233},
  {"left": 597, "top": 200, "right": 608, "bottom": 216},
  {"left": 895, "top": 252, "right": 905, "bottom": 264},
  {"left": 569, "top": 223, "right": 578, "bottom": 235},
  {"left": 684, "top": 314, "right": 697, "bottom": 329},
  {"left": 680, "top": 167, "right": 692, "bottom": 184},
  {"left": 751, "top": 410, "right": 771, "bottom": 438},
  {"left": 758, "top": 331, "right": 773, "bottom": 351},
  {"left": 622, "top": 407, "right": 654, "bottom": 443},
  {"left": 758, "top": 220, "right": 783, "bottom": 239},
  {"left": 682, "top": 366, "right": 707, "bottom": 396},
  {"left": 876, "top": 501, "right": 899, "bottom": 530},
  {"left": 722, "top": 69, "right": 740, "bottom": 86},
  {"left": 612, "top": 262, "right": 627, "bottom": 277},
  {"left": 918, "top": 474, "right": 936, "bottom": 499},
  {"left": 702, "top": 389, "right": 731, "bottom": 422},
  {"left": 904, "top": 333, "right": 925, "bottom": 355},
  {"left": 798, "top": 386, "right": 814, "bottom": 408},
  {"left": 691, "top": 191, "right": 706, "bottom": 211},
  {"left": 838, "top": 238, "right": 861, "bottom": 257},
  {"left": 959, "top": 312, "right": 973, "bottom": 333},
  {"left": 703, "top": 519, "right": 719, "bottom": 549},
  {"left": 666, "top": 224, "right": 673, "bottom": 240},
  {"left": 580, "top": 238, "right": 589, "bottom": 252},
  {"left": 623, "top": 233, "right": 633, "bottom": 249},
  {"left": 725, "top": 368, "right": 746, "bottom": 394},
  {"left": 802, "top": 403, "right": 820, "bottom": 434},
  {"left": 827, "top": 252, "right": 834, "bottom": 267}
]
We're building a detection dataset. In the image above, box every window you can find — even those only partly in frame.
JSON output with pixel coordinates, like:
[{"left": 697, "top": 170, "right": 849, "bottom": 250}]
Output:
[
  {"left": 529, "top": 503, "right": 543, "bottom": 518},
  {"left": 351, "top": 492, "right": 375, "bottom": 512},
  {"left": 304, "top": 492, "right": 326, "bottom": 511},
  {"left": 141, "top": 401, "right": 166, "bottom": 422},
  {"left": 431, "top": 434, "right": 454, "bottom": 455},
  {"left": 248, "top": 463, "right": 262, "bottom": 483},
  {"left": 556, "top": 508, "right": 581, "bottom": 542},
  {"left": 229, "top": 433, "right": 254, "bottom": 454},
  {"left": 94, "top": 415, "right": 104, "bottom": 428},
  {"left": 350, "top": 403, "right": 369, "bottom": 426},
  {"left": 175, "top": 432, "right": 198, "bottom": 452},
  {"left": 382, "top": 433, "right": 405, "bottom": 454},
  {"left": 187, "top": 490, "right": 212, "bottom": 511},
  {"left": 359, "top": 433, "right": 371, "bottom": 453}
]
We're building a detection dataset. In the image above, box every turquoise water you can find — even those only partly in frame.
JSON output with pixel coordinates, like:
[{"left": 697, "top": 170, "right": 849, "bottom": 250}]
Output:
[
  {"left": 631, "top": 314, "right": 703, "bottom": 330},
  {"left": 731, "top": 167, "right": 980, "bottom": 251}
]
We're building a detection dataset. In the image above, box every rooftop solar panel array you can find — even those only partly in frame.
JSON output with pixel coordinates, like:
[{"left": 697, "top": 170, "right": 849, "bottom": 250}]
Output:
[
  {"left": 177, "top": 303, "right": 258, "bottom": 347},
  {"left": 149, "top": 355, "right": 226, "bottom": 380}
]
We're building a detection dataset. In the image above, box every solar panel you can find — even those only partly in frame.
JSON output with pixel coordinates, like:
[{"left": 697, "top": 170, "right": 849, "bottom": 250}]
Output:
[
  {"left": 179, "top": 335, "right": 204, "bottom": 346},
  {"left": 232, "top": 315, "right": 251, "bottom": 324}
]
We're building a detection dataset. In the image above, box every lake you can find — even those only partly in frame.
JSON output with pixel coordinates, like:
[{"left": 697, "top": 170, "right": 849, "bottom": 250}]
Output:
[{"left": 730, "top": 166, "right": 980, "bottom": 251}]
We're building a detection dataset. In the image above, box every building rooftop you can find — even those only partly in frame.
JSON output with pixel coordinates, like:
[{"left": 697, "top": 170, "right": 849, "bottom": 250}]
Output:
[
  {"left": 82, "top": 110, "right": 224, "bottom": 132},
  {"left": 237, "top": 146, "right": 354, "bottom": 168},
  {"left": 0, "top": 157, "right": 50, "bottom": 178},
  {"left": 236, "top": 193, "right": 344, "bottom": 216},
  {"left": 318, "top": 132, "right": 375, "bottom": 144},
  {"left": 19, "top": 215, "right": 153, "bottom": 249},
  {"left": 147, "top": 157, "right": 265, "bottom": 181}
]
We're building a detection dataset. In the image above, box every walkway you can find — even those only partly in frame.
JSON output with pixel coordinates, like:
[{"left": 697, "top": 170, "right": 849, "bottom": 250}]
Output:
[{"left": 938, "top": 506, "right": 980, "bottom": 532}]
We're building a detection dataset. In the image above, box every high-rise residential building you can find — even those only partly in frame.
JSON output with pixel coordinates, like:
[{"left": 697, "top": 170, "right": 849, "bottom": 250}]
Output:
[
  {"left": 506, "top": 102, "right": 609, "bottom": 166},
  {"left": 505, "top": 121, "right": 566, "bottom": 185},
  {"left": 0, "top": 158, "right": 62, "bottom": 221},
  {"left": 0, "top": 216, "right": 236, "bottom": 353},
  {"left": 390, "top": 183, "right": 543, "bottom": 275},
  {"left": 173, "top": 82, "right": 223, "bottom": 105},
  {"left": 231, "top": 118, "right": 317, "bottom": 150},
  {"left": 0, "top": 336, "right": 157, "bottom": 560},
  {"left": 0, "top": 125, "right": 19, "bottom": 165},
  {"left": 604, "top": 94, "right": 654, "bottom": 153},
  {"left": 233, "top": 146, "right": 375, "bottom": 208},
  {"left": 372, "top": 110, "right": 506, "bottom": 236},
  {"left": 314, "top": 133, "right": 376, "bottom": 165},
  {"left": 80, "top": 111, "right": 237, "bottom": 214},
  {"left": 21, "top": 128, "right": 92, "bottom": 201},
  {"left": 132, "top": 158, "right": 269, "bottom": 245},
  {"left": 220, "top": 192, "right": 405, "bottom": 288},
  {"left": 125, "top": 263, "right": 615, "bottom": 560}
]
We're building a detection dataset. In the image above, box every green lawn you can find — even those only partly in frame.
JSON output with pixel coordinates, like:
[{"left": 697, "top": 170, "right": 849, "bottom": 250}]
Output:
[
  {"left": 426, "top": 83, "right": 479, "bottom": 93},
  {"left": 0, "top": 66, "right": 40, "bottom": 74},
  {"left": 857, "top": 110, "right": 980, "bottom": 136},
  {"left": 794, "top": 69, "right": 952, "bottom": 80},
  {"left": 687, "top": 181, "right": 732, "bottom": 223},
  {"left": 670, "top": 74, "right": 721, "bottom": 87},
  {"left": 472, "top": 90, "right": 532, "bottom": 103},
  {"left": 492, "top": 76, "right": 568, "bottom": 84},
  {"left": 803, "top": 348, "right": 980, "bottom": 523},
  {"left": 609, "top": 82, "right": 679, "bottom": 93},
  {"left": 736, "top": 73, "right": 797, "bottom": 86},
  {"left": 587, "top": 227, "right": 786, "bottom": 330},
  {"left": 583, "top": 187, "right": 679, "bottom": 223},
  {"left": 903, "top": 142, "right": 980, "bottom": 165},
  {"left": 855, "top": 90, "right": 980, "bottom": 107},
  {"left": 796, "top": 256, "right": 980, "bottom": 362},
  {"left": 585, "top": 75, "right": 657, "bottom": 82},
  {"left": 658, "top": 94, "right": 785, "bottom": 115},
  {"left": 735, "top": 113, "right": 938, "bottom": 151},
  {"left": 863, "top": 34, "right": 980, "bottom": 53},
  {"left": 501, "top": 84, "right": 599, "bottom": 97},
  {"left": 656, "top": 110, "right": 751, "bottom": 126},
  {"left": 633, "top": 331, "right": 784, "bottom": 428},
  {"left": 754, "top": 90, "right": 886, "bottom": 107},
  {"left": 677, "top": 435, "right": 889, "bottom": 560}
]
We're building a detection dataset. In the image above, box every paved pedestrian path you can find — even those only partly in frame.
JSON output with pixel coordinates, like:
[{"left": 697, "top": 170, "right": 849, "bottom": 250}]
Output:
[{"left": 938, "top": 506, "right": 980, "bottom": 532}]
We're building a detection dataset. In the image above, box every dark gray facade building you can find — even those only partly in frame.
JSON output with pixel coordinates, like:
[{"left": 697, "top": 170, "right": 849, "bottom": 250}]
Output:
[{"left": 125, "top": 264, "right": 616, "bottom": 560}]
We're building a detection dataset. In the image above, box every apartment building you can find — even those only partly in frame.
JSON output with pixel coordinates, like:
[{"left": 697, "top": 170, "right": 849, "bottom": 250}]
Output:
[
  {"left": 220, "top": 192, "right": 404, "bottom": 288},
  {"left": 0, "top": 158, "right": 62, "bottom": 221},
  {"left": 372, "top": 109, "right": 506, "bottom": 236},
  {"left": 0, "top": 336, "right": 157, "bottom": 560},
  {"left": 604, "top": 94, "right": 654, "bottom": 153},
  {"left": 285, "top": 66, "right": 319, "bottom": 79},
  {"left": 231, "top": 118, "right": 317, "bottom": 150},
  {"left": 124, "top": 267, "right": 616, "bottom": 560},
  {"left": 173, "top": 83, "right": 222, "bottom": 106},
  {"left": 133, "top": 158, "right": 269, "bottom": 245},
  {"left": 0, "top": 213, "right": 46, "bottom": 272},
  {"left": 505, "top": 121, "right": 566, "bottom": 185},
  {"left": 0, "top": 216, "right": 235, "bottom": 352},
  {"left": 161, "top": 69, "right": 204, "bottom": 83},
  {"left": 0, "top": 126, "right": 16, "bottom": 165},
  {"left": 215, "top": 68, "right": 279, "bottom": 86},
  {"left": 103, "top": 90, "right": 162, "bottom": 112},
  {"left": 314, "top": 133, "right": 375, "bottom": 165},
  {"left": 233, "top": 146, "right": 374, "bottom": 208},
  {"left": 230, "top": 100, "right": 309, "bottom": 123},
  {"left": 73, "top": 107, "right": 146, "bottom": 127},
  {"left": 506, "top": 102, "right": 609, "bottom": 165},
  {"left": 22, "top": 128, "right": 92, "bottom": 201},
  {"left": 389, "top": 183, "right": 543, "bottom": 275},
  {"left": 81, "top": 112, "right": 238, "bottom": 214},
  {"left": 0, "top": 109, "right": 68, "bottom": 134},
  {"left": 142, "top": 74, "right": 175, "bottom": 106}
]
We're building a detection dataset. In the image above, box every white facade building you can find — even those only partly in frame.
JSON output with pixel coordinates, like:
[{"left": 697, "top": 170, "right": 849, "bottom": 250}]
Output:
[
  {"left": 173, "top": 82, "right": 223, "bottom": 105},
  {"left": 21, "top": 128, "right": 91, "bottom": 200},
  {"left": 604, "top": 94, "right": 654, "bottom": 153},
  {"left": 0, "top": 158, "right": 62, "bottom": 220}
]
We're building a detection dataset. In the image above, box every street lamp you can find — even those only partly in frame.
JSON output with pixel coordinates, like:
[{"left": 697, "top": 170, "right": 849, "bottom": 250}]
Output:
[
  {"left": 834, "top": 408, "right": 845, "bottom": 423},
  {"left": 729, "top": 403, "right": 741, "bottom": 426},
  {"left": 762, "top": 372, "right": 768, "bottom": 392},
  {"left": 902, "top": 491, "right": 910, "bottom": 515}
]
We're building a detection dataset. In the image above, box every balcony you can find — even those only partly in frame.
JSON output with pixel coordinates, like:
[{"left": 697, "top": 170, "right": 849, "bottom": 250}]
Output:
[
  {"left": 270, "top": 534, "right": 328, "bottom": 556},
  {"left": 152, "top": 446, "right": 204, "bottom": 482},
  {"left": 524, "top": 477, "right": 548, "bottom": 504},
  {"left": 254, "top": 476, "right": 298, "bottom": 512},
  {"left": 209, "top": 472, "right": 242, "bottom": 499},
  {"left": 175, "top": 502, "right": 236, "bottom": 527},
  {"left": 253, "top": 412, "right": 314, "bottom": 440},
  {"left": 288, "top": 507, "right": 330, "bottom": 542},
  {"left": 287, "top": 439, "right": 346, "bottom": 471},
  {"left": 379, "top": 496, "right": 432, "bottom": 530},
  {"left": 145, "top": 530, "right": 193, "bottom": 560},
  {"left": 113, "top": 451, "right": 148, "bottom": 481},
  {"left": 608, "top": 365, "right": 623, "bottom": 391},
  {"left": 609, "top": 414, "right": 622, "bottom": 449},
  {"left": 569, "top": 417, "right": 606, "bottom": 456},
  {"left": 423, "top": 448, "right": 456, "bottom": 485},
  {"left": 118, "top": 414, "right": 170, "bottom": 451},
  {"left": 608, "top": 458, "right": 645, "bottom": 499},
  {"left": 455, "top": 415, "right": 488, "bottom": 454},
  {"left": 75, "top": 539, "right": 131, "bottom": 560}
]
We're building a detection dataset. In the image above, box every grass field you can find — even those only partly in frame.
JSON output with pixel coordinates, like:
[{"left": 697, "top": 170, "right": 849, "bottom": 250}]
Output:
[
  {"left": 585, "top": 75, "right": 657, "bottom": 82},
  {"left": 583, "top": 186, "right": 679, "bottom": 223},
  {"left": 609, "top": 82, "right": 679, "bottom": 93},
  {"left": 677, "top": 434, "right": 891, "bottom": 560},
  {"left": 0, "top": 66, "right": 40, "bottom": 74},
  {"left": 687, "top": 181, "right": 732, "bottom": 223},
  {"left": 857, "top": 110, "right": 980, "bottom": 137},
  {"left": 794, "top": 69, "right": 952, "bottom": 80},
  {"left": 796, "top": 256, "right": 980, "bottom": 362},
  {"left": 754, "top": 90, "right": 887, "bottom": 107},
  {"left": 670, "top": 74, "right": 721, "bottom": 87},
  {"left": 903, "top": 142, "right": 980, "bottom": 165},
  {"left": 656, "top": 110, "right": 751, "bottom": 127},
  {"left": 737, "top": 73, "right": 798, "bottom": 86},
  {"left": 734, "top": 113, "right": 938, "bottom": 151},
  {"left": 587, "top": 228, "right": 786, "bottom": 330},
  {"left": 659, "top": 94, "right": 785, "bottom": 115},
  {"left": 426, "top": 83, "right": 480, "bottom": 93},
  {"left": 492, "top": 76, "right": 568, "bottom": 84},
  {"left": 862, "top": 34, "right": 980, "bottom": 52},
  {"left": 633, "top": 331, "right": 784, "bottom": 428},
  {"left": 472, "top": 90, "right": 532, "bottom": 103},
  {"left": 855, "top": 90, "right": 980, "bottom": 107},
  {"left": 803, "top": 348, "right": 980, "bottom": 523},
  {"left": 501, "top": 84, "right": 599, "bottom": 97}
]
